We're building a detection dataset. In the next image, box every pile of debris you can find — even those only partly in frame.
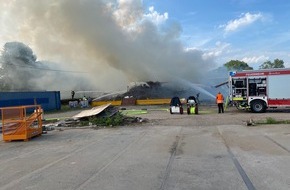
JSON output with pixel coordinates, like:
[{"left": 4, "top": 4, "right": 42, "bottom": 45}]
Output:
[
  {"left": 98, "top": 81, "right": 216, "bottom": 104},
  {"left": 95, "top": 81, "right": 193, "bottom": 101},
  {"left": 42, "top": 104, "right": 148, "bottom": 132}
]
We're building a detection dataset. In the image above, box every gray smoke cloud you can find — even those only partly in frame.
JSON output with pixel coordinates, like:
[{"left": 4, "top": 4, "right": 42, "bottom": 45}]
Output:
[
  {"left": 0, "top": 41, "right": 96, "bottom": 93},
  {"left": 0, "top": 0, "right": 216, "bottom": 96},
  {"left": 0, "top": 42, "right": 39, "bottom": 90}
]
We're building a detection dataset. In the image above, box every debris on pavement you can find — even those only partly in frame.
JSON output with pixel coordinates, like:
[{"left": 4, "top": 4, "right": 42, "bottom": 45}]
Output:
[
  {"left": 245, "top": 118, "right": 255, "bottom": 126},
  {"left": 42, "top": 104, "right": 149, "bottom": 132},
  {"left": 73, "top": 103, "right": 112, "bottom": 119}
]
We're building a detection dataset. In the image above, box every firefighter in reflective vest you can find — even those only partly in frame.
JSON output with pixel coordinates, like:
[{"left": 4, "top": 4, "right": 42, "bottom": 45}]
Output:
[{"left": 216, "top": 92, "right": 224, "bottom": 113}]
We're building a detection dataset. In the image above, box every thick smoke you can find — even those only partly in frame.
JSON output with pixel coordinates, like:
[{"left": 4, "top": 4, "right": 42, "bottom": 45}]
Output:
[
  {"left": 0, "top": 41, "right": 96, "bottom": 92},
  {"left": 0, "top": 0, "right": 216, "bottom": 97},
  {"left": 0, "top": 42, "right": 39, "bottom": 90}
]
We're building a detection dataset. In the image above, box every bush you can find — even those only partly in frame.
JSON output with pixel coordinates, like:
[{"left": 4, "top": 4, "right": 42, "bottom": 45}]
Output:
[{"left": 86, "top": 112, "right": 125, "bottom": 127}]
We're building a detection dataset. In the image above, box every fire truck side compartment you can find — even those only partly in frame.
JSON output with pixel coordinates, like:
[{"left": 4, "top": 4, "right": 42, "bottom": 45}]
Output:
[{"left": 268, "top": 75, "right": 290, "bottom": 99}]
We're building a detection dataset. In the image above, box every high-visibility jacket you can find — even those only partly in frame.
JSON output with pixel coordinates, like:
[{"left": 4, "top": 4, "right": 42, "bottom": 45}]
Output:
[{"left": 216, "top": 93, "right": 224, "bottom": 104}]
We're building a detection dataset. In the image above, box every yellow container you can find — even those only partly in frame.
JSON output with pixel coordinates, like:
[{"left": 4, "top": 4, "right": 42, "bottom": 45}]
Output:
[
  {"left": 136, "top": 98, "right": 171, "bottom": 105},
  {"left": 91, "top": 100, "right": 122, "bottom": 107}
]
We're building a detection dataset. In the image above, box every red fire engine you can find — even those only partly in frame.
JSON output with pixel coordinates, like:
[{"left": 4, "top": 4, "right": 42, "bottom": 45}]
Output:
[{"left": 229, "top": 68, "right": 290, "bottom": 113}]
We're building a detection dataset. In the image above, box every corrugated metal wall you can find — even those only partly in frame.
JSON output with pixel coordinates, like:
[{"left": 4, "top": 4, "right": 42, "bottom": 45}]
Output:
[{"left": 0, "top": 91, "right": 61, "bottom": 111}]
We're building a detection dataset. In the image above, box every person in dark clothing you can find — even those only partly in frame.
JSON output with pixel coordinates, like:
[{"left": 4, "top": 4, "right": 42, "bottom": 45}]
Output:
[
  {"left": 71, "top": 90, "right": 75, "bottom": 100},
  {"left": 187, "top": 96, "right": 196, "bottom": 104},
  {"left": 170, "top": 97, "right": 182, "bottom": 106}
]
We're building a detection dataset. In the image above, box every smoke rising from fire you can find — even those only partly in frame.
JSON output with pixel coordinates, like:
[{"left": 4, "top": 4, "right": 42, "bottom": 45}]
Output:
[{"left": 0, "top": 0, "right": 215, "bottom": 93}]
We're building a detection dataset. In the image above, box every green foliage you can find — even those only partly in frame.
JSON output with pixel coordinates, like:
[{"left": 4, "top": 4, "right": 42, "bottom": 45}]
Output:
[
  {"left": 87, "top": 112, "right": 125, "bottom": 127},
  {"left": 259, "top": 59, "right": 285, "bottom": 69},
  {"left": 266, "top": 117, "right": 277, "bottom": 124},
  {"left": 256, "top": 117, "right": 290, "bottom": 125},
  {"left": 224, "top": 60, "right": 253, "bottom": 71}
]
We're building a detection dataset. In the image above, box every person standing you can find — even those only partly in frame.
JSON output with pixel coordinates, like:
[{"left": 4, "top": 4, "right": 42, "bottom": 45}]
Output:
[
  {"left": 216, "top": 92, "right": 224, "bottom": 113},
  {"left": 71, "top": 90, "right": 75, "bottom": 100}
]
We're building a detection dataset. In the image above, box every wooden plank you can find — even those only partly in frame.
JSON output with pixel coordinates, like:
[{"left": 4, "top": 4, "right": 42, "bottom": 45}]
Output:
[{"left": 73, "top": 103, "right": 111, "bottom": 119}]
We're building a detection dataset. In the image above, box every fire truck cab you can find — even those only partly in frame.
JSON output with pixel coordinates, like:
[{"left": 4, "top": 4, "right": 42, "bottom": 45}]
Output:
[{"left": 229, "top": 68, "right": 290, "bottom": 113}]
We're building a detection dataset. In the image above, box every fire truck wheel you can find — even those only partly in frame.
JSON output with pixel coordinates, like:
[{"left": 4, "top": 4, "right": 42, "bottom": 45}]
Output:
[{"left": 250, "top": 100, "right": 266, "bottom": 113}]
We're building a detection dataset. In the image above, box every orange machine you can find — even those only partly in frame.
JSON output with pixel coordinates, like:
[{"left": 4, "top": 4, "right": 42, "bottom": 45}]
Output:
[{"left": 1, "top": 105, "right": 43, "bottom": 142}]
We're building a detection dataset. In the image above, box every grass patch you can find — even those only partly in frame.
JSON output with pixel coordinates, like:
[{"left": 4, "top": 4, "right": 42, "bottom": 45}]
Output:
[
  {"left": 266, "top": 117, "right": 277, "bottom": 124},
  {"left": 256, "top": 117, "right": 290, "bottom": 125},
  {"left": 120, "top": 110, "right": 148, "bottom": 115}
]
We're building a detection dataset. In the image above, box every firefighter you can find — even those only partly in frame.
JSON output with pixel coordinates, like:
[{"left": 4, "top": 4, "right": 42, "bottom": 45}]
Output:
[
  {"left": 71, "top": 90, "right": 75, "bottom": 100},
  {"left": 216, "top": 92, "right": 224, "bottom": 113}
]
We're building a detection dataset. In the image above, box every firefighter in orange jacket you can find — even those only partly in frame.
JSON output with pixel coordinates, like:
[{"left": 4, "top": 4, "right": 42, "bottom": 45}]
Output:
[{"left": 216, "top": 92, "right": 224, "bottom": 113}]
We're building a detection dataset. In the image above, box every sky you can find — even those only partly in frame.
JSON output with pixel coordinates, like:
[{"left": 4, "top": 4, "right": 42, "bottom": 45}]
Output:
[
  {"left": 0, "top": 0, "right": 289, "bottom": 95},
  {"left": 144, "top": 0, "right": 290, "bottom": 68}
]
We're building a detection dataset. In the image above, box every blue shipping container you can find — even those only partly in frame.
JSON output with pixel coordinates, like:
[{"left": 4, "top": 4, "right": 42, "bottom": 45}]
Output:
[{"left": 0, "top": 91, "right": 61, "bottom": 111}]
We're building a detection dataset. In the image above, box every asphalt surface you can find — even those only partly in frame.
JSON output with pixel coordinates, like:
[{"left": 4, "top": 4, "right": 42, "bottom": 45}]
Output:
[{"left": 0, "top": 107, "right": 290, "bottom": 190}]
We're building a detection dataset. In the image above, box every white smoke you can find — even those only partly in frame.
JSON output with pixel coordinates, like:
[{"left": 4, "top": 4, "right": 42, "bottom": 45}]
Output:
[{"left": 0, "top": 0, "right": 216, "bottom": 93}]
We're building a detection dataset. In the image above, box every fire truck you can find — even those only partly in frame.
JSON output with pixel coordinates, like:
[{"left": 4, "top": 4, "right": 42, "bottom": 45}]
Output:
[{"left": 229, "top": 68, "right": 290, "bottom": 113}]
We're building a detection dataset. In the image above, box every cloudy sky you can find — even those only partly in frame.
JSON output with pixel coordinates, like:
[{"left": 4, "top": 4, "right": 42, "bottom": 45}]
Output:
[
  {"left": 0, "top": 0, "right": 289, "bottom": 93},
  {"left": 144, "top": 0, "right": 290, "bottom": 68}
]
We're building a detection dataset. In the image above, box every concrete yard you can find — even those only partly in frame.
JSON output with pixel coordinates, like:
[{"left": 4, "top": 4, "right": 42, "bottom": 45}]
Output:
[{"left": 0, "top": 106, "right": 290, "bottom": 190}]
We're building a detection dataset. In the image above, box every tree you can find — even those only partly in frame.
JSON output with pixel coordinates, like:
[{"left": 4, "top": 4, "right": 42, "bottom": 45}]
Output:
[
  {"left": 224, "top": 60, "right": 253, "bottom": 71},
  {"left": 259, "top": 59, "right": 285, "bottom": 69}
]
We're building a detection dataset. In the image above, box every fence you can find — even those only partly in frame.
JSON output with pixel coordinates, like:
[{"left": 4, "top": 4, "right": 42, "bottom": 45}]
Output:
[{"left": 1, "top": 105, "right": 43, "bottom": 142}]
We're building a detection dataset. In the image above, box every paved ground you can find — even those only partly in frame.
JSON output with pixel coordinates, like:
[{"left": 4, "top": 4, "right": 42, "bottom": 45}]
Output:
[{"left": 0, "top": 106, "right": 290, "bottom": 190}]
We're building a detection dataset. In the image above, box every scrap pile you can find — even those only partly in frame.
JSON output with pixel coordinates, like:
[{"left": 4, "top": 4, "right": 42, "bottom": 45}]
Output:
[
  {"left": 42, "top": 104, "right": 148, "bottom": 132},
  {"left": 97, "top": 81, "right": 194, "bottom": 101}
]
